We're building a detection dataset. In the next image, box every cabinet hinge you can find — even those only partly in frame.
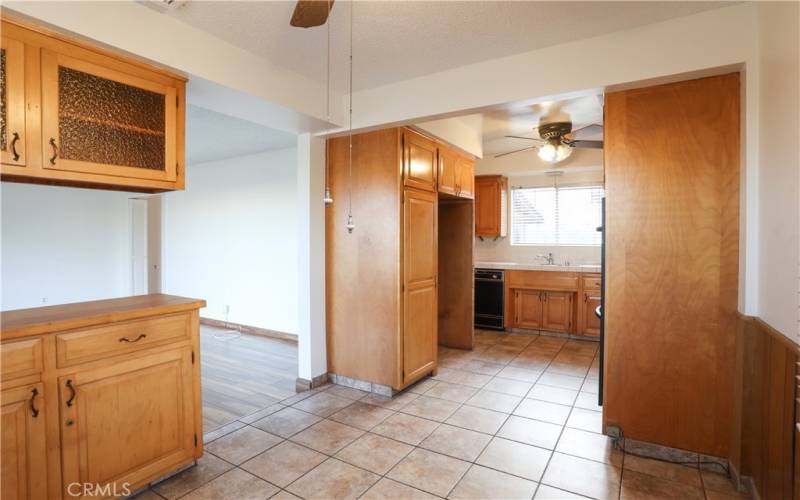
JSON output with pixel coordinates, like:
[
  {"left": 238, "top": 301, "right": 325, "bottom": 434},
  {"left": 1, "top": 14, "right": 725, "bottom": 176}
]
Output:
[
  {"left": 191, "top": 351, "right": 195, "bottom": 364},
  {"left": 194, "top": 433, "right": 198, "bottom": 447}
]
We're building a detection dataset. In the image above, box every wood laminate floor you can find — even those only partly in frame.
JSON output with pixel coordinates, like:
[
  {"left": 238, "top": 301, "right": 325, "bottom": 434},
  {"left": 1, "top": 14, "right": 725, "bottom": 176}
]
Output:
[{"left": 201, "top": 325, "right": 298, "bottom": 432}]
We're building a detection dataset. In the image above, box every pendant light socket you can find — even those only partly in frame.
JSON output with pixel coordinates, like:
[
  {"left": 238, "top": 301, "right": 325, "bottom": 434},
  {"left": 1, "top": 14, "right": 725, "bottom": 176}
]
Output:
[
  {"left": 324, "top": 187, "right": 334, "bottom": 206},
  {"left": 346, "top": 214, "right": 355, "bottom": 233}
]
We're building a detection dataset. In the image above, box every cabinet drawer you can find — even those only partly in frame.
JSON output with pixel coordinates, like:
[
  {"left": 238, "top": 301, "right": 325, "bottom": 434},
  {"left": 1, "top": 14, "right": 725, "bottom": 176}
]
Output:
[
  {"left": 507, "top": 270, "right": 579, "bottom": 291},
  {"left": 1, "top": 338, "right": 43, "bottom": 380},
  {"left": 581, "top": 274, "right": 602, "bottom": 291},
  {"left": 56, "top": 313, "right": 190, "bottom": 367}
]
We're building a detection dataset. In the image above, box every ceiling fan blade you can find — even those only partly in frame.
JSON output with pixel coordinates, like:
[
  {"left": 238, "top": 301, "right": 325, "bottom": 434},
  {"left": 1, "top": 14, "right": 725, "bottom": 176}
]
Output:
[
  {"left": 290, "top": 0, "right": 334, "bottom": 28},
  {"left": 504, "top": 135, "right": 543, "bottom": 142},
  {"left": 571, "top": 140, "right": 604, "bottom": 149},
  {"left": 567, "top": 123, "right": 603, "bottom": 140},
  {"left": 494, "top": 146, "right": 537, "bottom": 158}
]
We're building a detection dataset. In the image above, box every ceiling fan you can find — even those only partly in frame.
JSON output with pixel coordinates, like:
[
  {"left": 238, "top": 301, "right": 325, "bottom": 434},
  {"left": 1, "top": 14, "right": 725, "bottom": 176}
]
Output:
[
  {"left": 497, "top": 122, "right": 604, "bottom": 163},
  {"left": 290, "top": 0, "right": 335, "bottom": 28}
]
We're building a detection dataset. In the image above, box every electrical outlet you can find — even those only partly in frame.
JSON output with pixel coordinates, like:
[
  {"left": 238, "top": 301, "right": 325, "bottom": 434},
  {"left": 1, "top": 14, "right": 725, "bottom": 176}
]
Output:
[
  {"left": 606, "top": 425, "right": 621, "bottom": 439},
  {"left": 41, "top": 297, "right": 48, "bottom": 304},
  {"left": 224, "top": 304, "right": 230, "bottom": 315}
]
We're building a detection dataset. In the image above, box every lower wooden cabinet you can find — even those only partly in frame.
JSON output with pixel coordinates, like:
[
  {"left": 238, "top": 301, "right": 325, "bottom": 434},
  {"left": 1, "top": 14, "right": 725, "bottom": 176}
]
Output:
[
  {"left": 542, "top": 292, "right": 573, "bottom": 333},
  {"left": 514, "top": 290, "right": 544, "bottom": 329},
  {"left": 578, "top": 290, "right": 601, "bottom": 337},
  {"left": 1, "top": 383, "right": 48, "bottom": 500}
]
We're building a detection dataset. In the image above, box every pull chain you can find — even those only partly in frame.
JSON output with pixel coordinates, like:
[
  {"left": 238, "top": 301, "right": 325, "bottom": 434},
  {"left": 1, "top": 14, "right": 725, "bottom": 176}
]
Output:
[
  {"left": 323, "top": 0, "right": 334, "bottom": 206},
  {"left": 345, "top": 0, "right": 355, "bottom": 233}
]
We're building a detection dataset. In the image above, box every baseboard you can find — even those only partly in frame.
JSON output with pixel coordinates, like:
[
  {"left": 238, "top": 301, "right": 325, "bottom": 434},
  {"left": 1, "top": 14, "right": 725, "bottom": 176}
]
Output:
[
  {"left": 508, "top": 327, "right": 600, "bottom": 342},
  {"left": 200, "top": 317, "right": 297, "bottom": 343},
  {"left": 329, "top": 373, "right": 396, "bottom": 397},
  {"left": 296, "top": 373, "right": 329, "bottom": 392}
]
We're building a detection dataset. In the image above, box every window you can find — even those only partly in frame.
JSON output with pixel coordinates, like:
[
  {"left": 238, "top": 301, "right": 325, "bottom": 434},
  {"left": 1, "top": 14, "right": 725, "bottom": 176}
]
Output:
[{"left": 511, "top": 185, "right": 604, "bottom": 246}]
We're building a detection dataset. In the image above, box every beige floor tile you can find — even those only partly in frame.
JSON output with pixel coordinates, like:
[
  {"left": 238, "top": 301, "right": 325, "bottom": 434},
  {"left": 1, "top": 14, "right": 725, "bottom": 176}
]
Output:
[
  {"left": 181, "top": 468, "right": 279, "bottom": 500},
  {"left": 287, "top": 458, "right": 379, "bottom": 500},
  {"left": 204, "top": 420, "right": 246, "bottom": 444},
  {"left": 483, "top": 377, "right": 533, "bottom": 396},
  {"left": 623, "top": 455, "right": 702, "bottom": 488},
  {"left": 387, "top": 448, "right": 470, "bottom": 497},
  {"left": 326, "top": 385, "right": 369, "bottom": 400},
  {"left": 362, "top": 390, "right": 420, "bottom": 410},
  {"left": 408, "top": 378, "right": 440, "bottom": 394},
  {"left": 422, "top": 381, "right": 479, "bottom": 403},
  {"left": 241, "top": 440, "right": 326, "bottom": 488},
  {"left": 238, "top": 403, "right": 286, "bottom": 425},
  {"left": 475, "top": 346, "right": 519, "bottom": 364},
  {"left": 528, "top": 384, "right": 579, "bottom": 406},
  {"left": 401, "top": 395, "right": 461, "bottom": 421},
  {"left": 449, "top": 465, "right": 538, "bottom": 500},
  {"left": 508, "top": 357, "right": 551, "bottom": 372},
  {"left": 581, "top": 378, "right": 600, "bottom": 394},
  {"left": 566, "top": 407, "right": 603, "bottom": 433},
  {"left": 556, "top": 427, "right": 622, "bottom": 466},
  {"left": 573, "top": 391, "right": 602, "bottom": 411},
  {"left": 541, "top": 452, "right": 621, "bottom": 500},
  {"left": 329, "top": 400, "right": 394, "bottom": 430},
  {"left": 497, "top": 415, "right": 563, "bottom": 450},
  {"left": 271, "top": 490, "right": 302, "bottom": 500},
  {"left": 538, "top": 372, "right": 585, "bottom": 391},
  {"left": 372, "top": 412, "right": 440, "bottom": 445},
  {"left": 514, "top": 398, "right": 572, "bottom": 425},
  {"left": 129, "top": 489, "right": 162, "bottom": 500},
  {"left": 497, "top": 366, "right": 542, "bottom": 383},
  {"left": 335, "top": 433, "right": 414, "bottom": 474},
  {"left": 204, "top": 426, "right": 282, "bottom": 465},
  {"left": 475, "top": 437, "right": 552, "bottom": 482},
  {"left": 251, "top": 407, "right": 322, "bottom": 438},
  {"left": 153, "top": 453, "right": 234, "bottom": 499},
  {"left": 289, "top": 419, "right": 364, "bottom": 454},
  {"left": 361, "top": 478, "right": 440, "bottom": 499},
  {"left": 292, "top": 391, "right": 353, "bottom": 417},
  {"left": 700, "top": 471, "right": 748, "bottom": 497},
  {"left": 419, "top": 424, "right": 492, "bottom": 461},
  {"left": 445, "top": 405, "right": 509, "bottom": 435},
  {"left": 534, "top": 485, "right": 587, "bottom": 499},
  {"left": 620, "top": 469, "right": 704, "bottom": 499},
  {"left": 460, "top": 360, "right": 505, "bottom": 376},
  {"left": 433, "top": 368, "right": 493, "bottom": 388},
  {"left": 466, "top": 389, "right": 522, "bottom": 413}
]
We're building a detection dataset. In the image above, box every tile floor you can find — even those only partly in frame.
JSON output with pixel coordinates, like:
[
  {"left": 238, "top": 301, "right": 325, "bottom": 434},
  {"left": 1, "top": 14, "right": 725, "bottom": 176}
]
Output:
[{"left": 137, "top": 329, "right": 748, "bottom": 500}]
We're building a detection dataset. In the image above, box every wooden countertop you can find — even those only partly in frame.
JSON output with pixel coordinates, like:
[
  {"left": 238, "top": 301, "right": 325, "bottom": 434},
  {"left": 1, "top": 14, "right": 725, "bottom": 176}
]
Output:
[{"left": 1, "top": 294, "right": 207, "bottom": 341}]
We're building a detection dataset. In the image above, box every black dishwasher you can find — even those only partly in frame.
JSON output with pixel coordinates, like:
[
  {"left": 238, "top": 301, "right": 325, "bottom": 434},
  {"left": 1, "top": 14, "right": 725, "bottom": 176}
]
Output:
[{"left": 474, "top": 269, "right": 504, "bottom": 330}]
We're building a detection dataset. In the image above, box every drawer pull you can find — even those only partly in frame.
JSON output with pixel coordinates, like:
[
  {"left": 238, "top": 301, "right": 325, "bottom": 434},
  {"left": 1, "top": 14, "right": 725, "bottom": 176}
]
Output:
[
  {"left": 119, "top": 333, "right": 147, "bottom": 343},
  {"left": 49, "top": 138, "right": 58, "bottom": 165},
  {"left": 10, "top": 132, "right": 20, "bottom": 161},
  {"left": 66, "top": 379, "right": 76, "bottom": 407},
  {"left": 29, "top": 388, "right": 39, "bottom": 418}
]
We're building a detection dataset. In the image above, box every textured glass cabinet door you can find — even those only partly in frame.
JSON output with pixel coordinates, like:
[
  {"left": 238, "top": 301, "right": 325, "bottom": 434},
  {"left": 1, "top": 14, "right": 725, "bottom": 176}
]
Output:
[
  {"left": 0, "top": 36, "right": 26, "bottom": 168},
  {"left": 41, "top": 49, "right": 177, "bottom": 181}
]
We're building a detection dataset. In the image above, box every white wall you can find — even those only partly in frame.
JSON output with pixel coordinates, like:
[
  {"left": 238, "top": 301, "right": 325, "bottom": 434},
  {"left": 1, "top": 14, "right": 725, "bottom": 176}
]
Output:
[
  {"left": 756, "top": 2, "right": 800, "bottom": 340},
  {"left": 1, "top": 183, "right": 133, "bottom": 310},
  {"left": 163, "top": 148, "right": 299, "bottom": 334},
  {"left": 415, "top": 114, "right": 484, "bottom": 158},
  {"left": 474, "top": 147, "right": 604, "bottom": 266}
]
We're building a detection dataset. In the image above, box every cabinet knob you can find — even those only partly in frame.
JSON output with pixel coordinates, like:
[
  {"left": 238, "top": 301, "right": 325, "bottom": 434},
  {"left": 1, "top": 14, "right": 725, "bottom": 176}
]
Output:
[{"left": 65, "top": 419, "right": 75, "bottom": 427}]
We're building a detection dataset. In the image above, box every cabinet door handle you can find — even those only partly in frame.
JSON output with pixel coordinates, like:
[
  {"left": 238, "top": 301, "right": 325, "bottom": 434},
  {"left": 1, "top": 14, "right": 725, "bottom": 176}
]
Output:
[
  {"left": 10, "top": 132, "right": 20, "bottom": 161},
  {"left": 29, "top": 388, "right": 39, "bottom": 418},
  {"left": 66, "top": 379, "right": 76, "bottom": 407},
  {"left": 119, "top": 333, "right": 147, "bottom": 343},
  {"left": 49, "top": 138, "right": 58, "bottom": 165}
]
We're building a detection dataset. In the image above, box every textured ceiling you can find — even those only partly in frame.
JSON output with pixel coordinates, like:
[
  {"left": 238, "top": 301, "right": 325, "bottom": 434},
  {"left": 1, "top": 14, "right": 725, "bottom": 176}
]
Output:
[
  {"left": 186, "top": 105, "right": 296, "bottom": 165},
  {"left": 481, "top": 94, "right": 604, "bottom": 156},
  {"left": 160, "top": 1, "right": 731, "bottom": 91}
]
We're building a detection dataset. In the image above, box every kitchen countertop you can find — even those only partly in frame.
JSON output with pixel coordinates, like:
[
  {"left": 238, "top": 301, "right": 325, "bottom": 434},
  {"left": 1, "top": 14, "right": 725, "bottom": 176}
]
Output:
[{"left": 475, "top": 261, "right": 601, "bottom": 273}]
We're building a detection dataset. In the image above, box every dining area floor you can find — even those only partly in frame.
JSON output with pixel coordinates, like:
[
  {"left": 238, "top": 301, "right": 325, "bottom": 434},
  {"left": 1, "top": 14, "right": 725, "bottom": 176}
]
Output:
[{"left": 136, "top": 329, "right": 747, "bottom": 499}]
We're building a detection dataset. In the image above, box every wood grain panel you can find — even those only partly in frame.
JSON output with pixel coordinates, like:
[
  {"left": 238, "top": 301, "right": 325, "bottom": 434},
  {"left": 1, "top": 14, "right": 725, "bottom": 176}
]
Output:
[
  {"left": 474, "top": 175, "right": 507, "bottom": 237},
  {"left": 402, "top": 129, "right": 437, "bottom": 192},
  {"left": 438, "top": 201, "right": 474, "bottom": 349},
  {"left": 603, "top": 73, "right": 740, "bottom": 456},
  {"left": 326, "top": 130, "right": 402, "bottom": 388}
]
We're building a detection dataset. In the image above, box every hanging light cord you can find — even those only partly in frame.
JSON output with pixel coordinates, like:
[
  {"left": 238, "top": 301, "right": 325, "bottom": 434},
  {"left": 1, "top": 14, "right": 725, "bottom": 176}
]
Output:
[
  {"left": 345, "top": 0, "right": 355, "bottom": 233},
  {"left": 323, "top": 0, "right": 334, "bottom": 206}
]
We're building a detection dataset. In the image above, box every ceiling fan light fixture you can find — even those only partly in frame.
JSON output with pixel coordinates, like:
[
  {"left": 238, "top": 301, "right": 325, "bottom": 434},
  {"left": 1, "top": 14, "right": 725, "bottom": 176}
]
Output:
[{"left": 538, "top": 141, "right": 572, "bottom": 163}]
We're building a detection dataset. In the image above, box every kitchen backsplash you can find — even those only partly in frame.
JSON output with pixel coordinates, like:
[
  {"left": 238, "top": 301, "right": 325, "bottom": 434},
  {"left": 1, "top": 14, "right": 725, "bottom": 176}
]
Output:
[{"left": 474, "top": 237, "right": 601, "bottom": 266}]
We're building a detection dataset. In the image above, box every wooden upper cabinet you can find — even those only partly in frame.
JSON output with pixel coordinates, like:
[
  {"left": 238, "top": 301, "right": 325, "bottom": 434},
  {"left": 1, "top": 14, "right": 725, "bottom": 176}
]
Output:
[
  {"left": 1, "top": 36, "right": 26, "bottom": 169},
  {"left": 1, "top": 383, "right": 48, "bottom": 500},
  {"left": 402, "top": 129, "right": 437, "bottom": 192},
  {"left": 475, "top": 175, "right": 508, "bottom": 237},
  {"left": 437, "top": 147, "right": 458, "bottom": 196},
  {"left": 0, "top": 18, "right": 186, "bottom": 192},
  {"left": 41, "top": 49, "right": 177, "bottom": 184},
  {"left": 456, "top": 157, "right": 474, "bottom": 199}
]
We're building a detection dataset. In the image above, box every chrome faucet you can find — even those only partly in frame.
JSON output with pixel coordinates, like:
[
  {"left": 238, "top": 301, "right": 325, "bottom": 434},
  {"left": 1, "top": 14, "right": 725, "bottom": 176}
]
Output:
[{"left": 536, "top": 252, "right": 555, "bottom": 265}]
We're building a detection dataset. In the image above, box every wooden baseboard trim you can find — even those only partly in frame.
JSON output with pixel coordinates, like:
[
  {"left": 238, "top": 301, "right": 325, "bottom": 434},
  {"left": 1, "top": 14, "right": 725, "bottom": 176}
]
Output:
[
  {"left": 200, "top": 317, "right": 297, "bottom": 343},
  {"left": 296, "top": 373, "right": 329, "bottom": 392}
]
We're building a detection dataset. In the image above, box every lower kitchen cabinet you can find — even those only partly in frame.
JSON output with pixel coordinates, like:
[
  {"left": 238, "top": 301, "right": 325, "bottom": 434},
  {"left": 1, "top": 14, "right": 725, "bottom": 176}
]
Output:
[
  {"left": 514, "top": 290, "right": 544, "bottom": 329},
  {"left": 1, "top": 383, "right": 48, "bottom": 500},
  {"left": 542, "top": 292, "right": 573, "bottom": 333},
  {"left": 579, "top": 290, "right": 602, "bottom": 337}
]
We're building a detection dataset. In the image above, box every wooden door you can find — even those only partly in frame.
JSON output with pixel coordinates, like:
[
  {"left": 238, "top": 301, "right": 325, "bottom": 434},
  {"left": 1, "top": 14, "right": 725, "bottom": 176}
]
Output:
[
  {"left": 41, "top": 49, "right": 177, "bottom": 182},
  {"left": 475, "top": 175, "right": 507, "bottom": 237},
  {"left": 402, "top": 129, "right": 437, "bottom": 192},
  {"left": 580, "top": 291, "right": 601, "bottom": 337},
  {"left": 403, "top": 188, "right": 437, "bottom": 385},
  {"left": 542, "top": 292, "right": 573, "bottom": 333},
  {"left": 1, "top": 383, "right": 47, "bottom": 500},
  {"left": 59, "top": 348, "right": 195, "bottom": 498},
  {"left": 437, "top": 147, "right": 458, "bottom": 196},
  {"left": 1, "top": 36, "right": 26, "bottom": 168},
  {"left": 514, "top": 289, "right": 543, "bottom": 329},
  {"left": 455, "top": 157, "right": 474, "bottom": 199}
]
